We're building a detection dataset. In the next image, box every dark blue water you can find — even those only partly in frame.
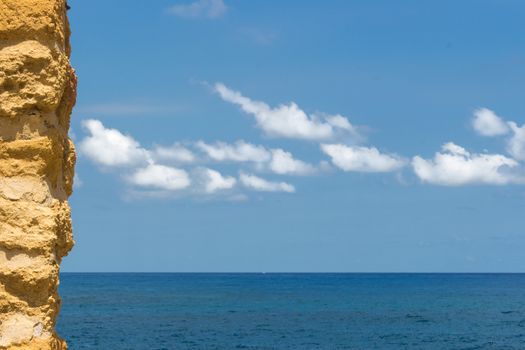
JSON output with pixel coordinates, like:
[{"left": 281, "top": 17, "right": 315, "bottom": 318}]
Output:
[{"left": 57, "top": 273, "right": 525, "bottom": 349}]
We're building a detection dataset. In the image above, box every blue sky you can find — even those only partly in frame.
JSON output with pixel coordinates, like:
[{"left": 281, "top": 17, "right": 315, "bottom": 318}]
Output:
[{"left": 65, "top": 0, "right": 525, "bottom": 272}]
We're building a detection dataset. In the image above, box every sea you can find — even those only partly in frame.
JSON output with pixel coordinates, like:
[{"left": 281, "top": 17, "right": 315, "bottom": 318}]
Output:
[{"left": 57, "top": 273, "right": 525, "bottom": 349}]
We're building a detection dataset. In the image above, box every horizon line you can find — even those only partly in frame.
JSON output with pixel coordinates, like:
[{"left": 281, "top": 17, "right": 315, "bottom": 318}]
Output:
[{"left": 59, "top": 271, "right": 525, "bottom": 274}]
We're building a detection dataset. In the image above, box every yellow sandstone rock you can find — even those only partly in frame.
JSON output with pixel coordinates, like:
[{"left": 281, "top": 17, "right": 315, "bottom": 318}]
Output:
[{"left": 0, "top": 0, "right": 76, "bottom": 348}]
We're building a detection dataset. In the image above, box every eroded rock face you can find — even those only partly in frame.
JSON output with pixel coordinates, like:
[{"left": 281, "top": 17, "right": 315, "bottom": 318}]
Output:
[{"left": 0, "top": 1, "right": 76, "bottom": 348}]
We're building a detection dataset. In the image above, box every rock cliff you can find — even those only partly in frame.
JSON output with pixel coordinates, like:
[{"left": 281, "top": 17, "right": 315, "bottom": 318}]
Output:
[{"left": 0, "top": 0, "right": 76, "bottom": 348}]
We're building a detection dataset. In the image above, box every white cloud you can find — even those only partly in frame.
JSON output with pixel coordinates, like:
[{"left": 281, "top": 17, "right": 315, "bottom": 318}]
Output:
[
  {"left": 239, "top": 173, "right": 295, "bottom": 193},
  {"left": 472, "top": 108, "right": 509, "bottom": 137},
  {"left": 470, "top": 108, "right": 525, "bottom": 162},
  {"left": 325, "top": 114, "right": 356, "bottom": 131},
  {"left": 214, "top": 83, "right": 357, "bottom": 141},
  {"left": 441, "top": 142, "right": 470, "bottom": 157},
  {"left": 412, "top": 142, "right": 520, "bottom": 186},
  {"left": 269, "top": 149, "right": 316, "bottom": 175},
  {"left": 196, "top": 140, "right": 271, "bottom": 162},
  {"left": 200, "top": 168, "right": 236, "bottom": 193},
  {"left": 507, "top": 122, "right": 525, "bottom": 161},
  {"left": 128, "top": 164, "right": 191, "bottom": 191},
  {"left": 321, "top": 144, "right": 406, "bottom": 172},
  {"left": 167, "top": 0, "right": 226, "bottom": 19},
  {"left": 196, "top": 140, "right": 315, "bottom": 175},
  {"left": 152, "top": 144, "right": 196, "bottom": 163},
  {"left": 79, "top": 120, "right": 304, "bottom": 197},
  {"left": 79, "top": 119, "right": 150, "bottom": 167}
]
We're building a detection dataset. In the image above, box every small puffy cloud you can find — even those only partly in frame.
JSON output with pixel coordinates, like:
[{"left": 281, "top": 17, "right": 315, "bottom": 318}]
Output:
[
  {"left": 321, "top": 144, "right": 406, "bottom": 172},
  {"left": 200, "top": 168, "right": 236, "bottom": 193},
  {"left": 79, "top": 119, "right": 150, "bottom": 167},
  {"left": 269, "top": 149, "right": 316, "bottom": 175},
  {"left": 167, "top": 0, "right": 226, "bottom": 19},
  {"left": 471, "top": 108, "right": 525, "bottom": 162},
  {"left": 412, "top": 142, "right": 519, "bottom": 186},
  {"left": 214, "top": 83, "right": 357, "bottom": 141},
  {"left": 441, "top": 142, "right": 470, "bottom": 157},
  {"left": 239, "top": 173, "right": 295, "bottom": 193},
  {"left": 472, "top": 108, "right": 509, "bottom": 137},
  {"left": 128, "top": 164, "right": 191, "bottom": 191},
  {"left": 196, "top": 140, "right": 271, "bottom": 162},
  {"left": 507, "top": 122, "right": 525, "bottom": 161},
  {"left": 325, "top": 114, "right": 357, "bottom": 133},
  {"left": 152, "top": 144, "right": 196, "bottom": 163},
  {"left": 196, "top": 140, "right": 315, "bottom": 175}
]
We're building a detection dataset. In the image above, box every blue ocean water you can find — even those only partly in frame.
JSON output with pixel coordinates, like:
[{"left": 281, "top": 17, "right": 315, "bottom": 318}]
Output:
[{"left": 57, "top": 273, "right": 525, "bottom": 349}]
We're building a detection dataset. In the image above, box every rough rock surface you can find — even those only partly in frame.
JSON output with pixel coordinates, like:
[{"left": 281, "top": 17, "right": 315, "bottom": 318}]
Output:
[{"left": 0, "top": 0, "right": 76, "bottom": 348}]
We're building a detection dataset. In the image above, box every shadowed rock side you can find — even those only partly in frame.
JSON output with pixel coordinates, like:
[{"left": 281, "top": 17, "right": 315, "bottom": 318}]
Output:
[{"left": 0, "top": 0, "right": 76, "bottom": 348}]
